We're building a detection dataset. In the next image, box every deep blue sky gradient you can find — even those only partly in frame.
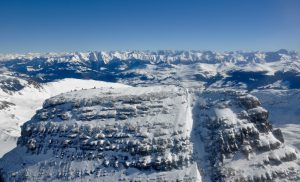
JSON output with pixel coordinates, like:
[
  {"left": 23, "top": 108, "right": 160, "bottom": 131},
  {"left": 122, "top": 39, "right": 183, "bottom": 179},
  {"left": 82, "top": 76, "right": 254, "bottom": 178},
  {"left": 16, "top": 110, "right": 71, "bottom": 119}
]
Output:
[{"left": 0, "top": 0, "right": 299, "bottom": 53}]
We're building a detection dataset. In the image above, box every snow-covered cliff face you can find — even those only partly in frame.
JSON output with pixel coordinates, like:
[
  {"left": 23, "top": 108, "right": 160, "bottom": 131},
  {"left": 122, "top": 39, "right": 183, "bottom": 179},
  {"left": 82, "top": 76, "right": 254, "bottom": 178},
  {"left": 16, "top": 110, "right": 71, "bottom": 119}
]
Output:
[
  {"left": 0, "top": 87, "right": 299, "bottom": 181},
  {"left": 0, "top": 75, "right": 129, "bottom": 157},
  {"left": 252, "top": 90, "right": 300, "bottom": 151},
  {"left": 192, "top": 90, "right": 299, "bottom": 181},
  {"left": 0, "top": 50, "right": 300, "bottom": 181},
  {"left": 0, "top": 86, "right": 200, "bottom": 181},
  {"left": 0, "top": 50, "right": 300, "bottom": 89}
]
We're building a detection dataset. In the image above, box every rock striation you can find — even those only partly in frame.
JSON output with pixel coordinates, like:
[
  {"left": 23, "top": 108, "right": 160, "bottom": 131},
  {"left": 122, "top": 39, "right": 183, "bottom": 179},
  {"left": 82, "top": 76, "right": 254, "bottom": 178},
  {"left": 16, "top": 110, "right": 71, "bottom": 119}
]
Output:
[
  {"left": 0, "top": 86, "right": 299, "bottom": 181},
  {"left": 193, "top": 90, "right": 300, "bottom": 181},
  {"left": 0, "top": 86, "right": 199, "bottom": 181}
]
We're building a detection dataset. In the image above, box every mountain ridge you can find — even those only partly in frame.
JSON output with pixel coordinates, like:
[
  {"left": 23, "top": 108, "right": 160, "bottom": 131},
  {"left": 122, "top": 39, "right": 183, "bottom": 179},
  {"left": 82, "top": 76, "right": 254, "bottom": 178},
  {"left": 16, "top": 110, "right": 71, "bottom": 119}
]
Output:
[{"left": 0, "top": 49, "right": 299, "bottom": 64}]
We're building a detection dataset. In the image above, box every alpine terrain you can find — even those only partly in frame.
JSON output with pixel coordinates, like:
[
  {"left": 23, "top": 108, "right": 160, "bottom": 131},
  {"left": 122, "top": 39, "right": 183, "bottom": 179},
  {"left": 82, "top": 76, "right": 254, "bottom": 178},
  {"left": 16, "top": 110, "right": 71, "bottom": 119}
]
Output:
[{"left": 0, "top": 50, "right": 300, "bottom": 181}]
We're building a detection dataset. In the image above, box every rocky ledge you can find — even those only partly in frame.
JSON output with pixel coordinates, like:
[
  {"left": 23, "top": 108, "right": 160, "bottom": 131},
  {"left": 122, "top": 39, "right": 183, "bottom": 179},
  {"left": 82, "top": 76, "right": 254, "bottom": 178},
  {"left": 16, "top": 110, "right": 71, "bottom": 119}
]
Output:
[
  {"left": 0, "top": 86, "right": 199, "bottom": 181},
  {"left": 0, "top": 86, "right": 299, "bottom": 181},
  {"left": 193, "top": 90, "right": 300, "bottom": 181}
]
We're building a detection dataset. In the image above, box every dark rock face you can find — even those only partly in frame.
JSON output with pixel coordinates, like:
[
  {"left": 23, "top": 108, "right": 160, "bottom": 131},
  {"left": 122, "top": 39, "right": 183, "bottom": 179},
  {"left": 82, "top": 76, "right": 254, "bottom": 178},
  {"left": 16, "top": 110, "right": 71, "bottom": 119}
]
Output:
[
  {"left": 239, "top": 95, "right": 274, "bottom": 134},
  {"left": 239, "top": 95, "right": 261, "bottom": 109},
  {"left": 0, "top": 76, "right": 24, "bottom": 93},
  {"left": 18, "top": 121, "right": 192, "bottom": 171},
  {"left": 247, "top": 107, "right": 269, "bottom": 122},
  {"left": 0, "top": 75, "right": 43, "bottom": 95},
  {"left": 0, "top": 101, "right": 15, "bottom": 110},
  {"left": 273, "top": 129, "right": 284, "bottom": 143}
]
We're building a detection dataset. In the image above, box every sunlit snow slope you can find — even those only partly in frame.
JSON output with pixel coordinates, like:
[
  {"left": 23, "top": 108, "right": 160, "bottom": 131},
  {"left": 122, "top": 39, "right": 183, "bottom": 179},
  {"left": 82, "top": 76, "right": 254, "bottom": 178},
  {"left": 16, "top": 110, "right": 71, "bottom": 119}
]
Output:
[{"left": 0, "top": 77, "right": 129, "bottom": 157}]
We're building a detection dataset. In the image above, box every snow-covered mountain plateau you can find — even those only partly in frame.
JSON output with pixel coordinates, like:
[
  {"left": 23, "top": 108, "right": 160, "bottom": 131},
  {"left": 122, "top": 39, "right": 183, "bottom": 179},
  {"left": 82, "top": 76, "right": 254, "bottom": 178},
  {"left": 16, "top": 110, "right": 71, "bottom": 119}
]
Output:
[
  {"left": 0, "top": 76, "right": 129, "bottom": 157},
  {"left": 0, "top": 50, "right": 300, "bottom": 181}
]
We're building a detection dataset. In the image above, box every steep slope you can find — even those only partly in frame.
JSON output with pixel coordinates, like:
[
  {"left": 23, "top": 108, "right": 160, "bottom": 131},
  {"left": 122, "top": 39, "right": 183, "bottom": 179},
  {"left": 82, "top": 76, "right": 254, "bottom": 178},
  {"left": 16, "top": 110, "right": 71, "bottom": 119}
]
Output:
[
  {"left": 191, "top": 90, "right": 299, "bottom": 181},
  {"left": 252, "top": 89, "right": 300, "bottom": 150},
  {"left": 0, "top": 76, "right": 129, "bottom": 157},
  {"left": 0, "top": 86, "right": 200, "bottom": 181},
  {"left": 1, "top": 86, "right": 299, "bottom": 181},
  {"left": 1, "top": 50, "right": 300, "bottom": 181}
]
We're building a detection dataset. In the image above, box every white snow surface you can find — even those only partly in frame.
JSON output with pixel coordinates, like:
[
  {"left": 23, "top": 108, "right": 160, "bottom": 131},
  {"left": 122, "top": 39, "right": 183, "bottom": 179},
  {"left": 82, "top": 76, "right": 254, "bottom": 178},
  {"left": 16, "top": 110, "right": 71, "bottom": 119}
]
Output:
[
  {"left": 0, "top": 78, "right": 129, "bottom": 157},
  {"left": 0, "top": 50, "right": 299, "bottom": 75},
  {"left": 192, "top": 90, "right": 300, "bottom": 181},
  {"left": 0, "top": 85, "right": 201, "bottom": 182},
  {"left": 0, "top": 50, "right": 300, "bottom": 181}
]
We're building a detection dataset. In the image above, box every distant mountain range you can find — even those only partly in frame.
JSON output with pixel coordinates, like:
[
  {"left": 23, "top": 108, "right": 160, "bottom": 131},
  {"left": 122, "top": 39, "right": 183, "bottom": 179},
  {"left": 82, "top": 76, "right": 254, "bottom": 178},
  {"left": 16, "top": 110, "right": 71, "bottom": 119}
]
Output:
[
  {"left": 0, "top": 50, "right": 299, "bottom": 89},
  {"left": 0, "top": 50, "right": 300, "bottom": 181}
]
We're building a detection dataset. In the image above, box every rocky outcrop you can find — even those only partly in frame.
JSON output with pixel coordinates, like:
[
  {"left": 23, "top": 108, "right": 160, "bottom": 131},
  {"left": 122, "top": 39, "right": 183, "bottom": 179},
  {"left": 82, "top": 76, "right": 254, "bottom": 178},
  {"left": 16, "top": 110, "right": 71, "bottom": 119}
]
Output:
[
  {"left": 193, "top": 91, "right": 300, "bottom": 182},
  {"left": 0, "top": 75, "right": 42, "bottom": 94},
  {"left": 0, "top": 101, "right": 15, "bottom": 110},
  {"left": 0, "top": 86, "right": 198, "bottom": 181},
  {"left": 273, "top": 128, "right": 284, "bottom": 143},
  {"left": 0, "top": 87, "right": 299, "bottom": 181}
]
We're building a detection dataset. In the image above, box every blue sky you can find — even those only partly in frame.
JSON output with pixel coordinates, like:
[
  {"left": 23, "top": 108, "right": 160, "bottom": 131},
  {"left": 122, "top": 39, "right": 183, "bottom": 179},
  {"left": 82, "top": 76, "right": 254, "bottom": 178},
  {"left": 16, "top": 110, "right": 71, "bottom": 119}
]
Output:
[{"left": 0, "top": 0, "right": 299, "bottom": 53}]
